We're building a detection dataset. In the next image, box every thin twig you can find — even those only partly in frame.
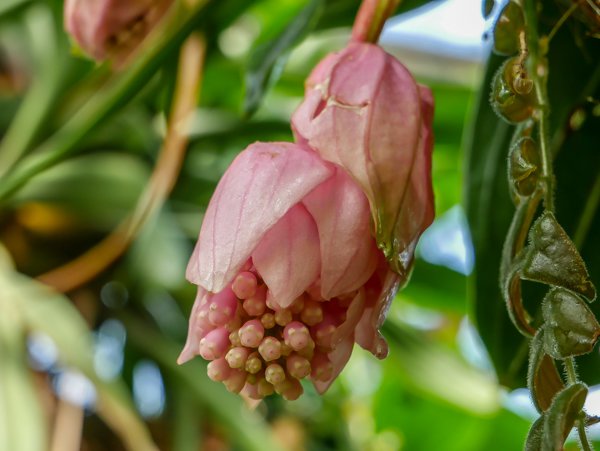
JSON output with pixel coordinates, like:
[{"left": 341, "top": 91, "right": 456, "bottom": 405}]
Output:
[{"left": 37, "top": 34, "right": 206, "bottom": 293}]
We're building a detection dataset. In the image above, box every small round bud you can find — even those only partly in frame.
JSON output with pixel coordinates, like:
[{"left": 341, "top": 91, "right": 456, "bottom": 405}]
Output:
[
  {"left": 258, "top": 337, "right": 282, "bottom": 362},
  {"left": 232, "top": 271, "right": 258, "bottom": 299},
  {"left": 198, "top": 328, "right": 230, "bottom": 360},
  {"left": 239, "top": 320, "right": 265, "bottom": 348},
  {"left": 245, "top": 352, "right": 263, "bottom": 374},
  {"left": 265, "top": 363, "right": 286, "bottom": 385},
  {"left": 207, "top": 358, "right": 230, "bottom": 382},
  {"left": 225, "top": 347, "right": 250, "bottom": 369},
  {"left": 286, "top": 355, "right": 311, "bottom": 379},
  {"left": 261, "top": 313, "right": 276, "bottom": 329},
  {"left": 300, "top": 300, "right": 323, "bottom": 326}
]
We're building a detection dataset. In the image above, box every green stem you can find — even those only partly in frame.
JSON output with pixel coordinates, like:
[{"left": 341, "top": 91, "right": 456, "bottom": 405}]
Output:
[{"left": 0, "top": 0, "right": 210, "bottom": 203}]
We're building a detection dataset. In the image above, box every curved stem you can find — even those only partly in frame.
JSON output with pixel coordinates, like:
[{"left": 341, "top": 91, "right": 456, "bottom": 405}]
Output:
[
  {"left": 351, "top": 0, "right": 401, "bottom": 43},
  {"left": 37, "top": 33, "right": 206, "bottom": 293}
]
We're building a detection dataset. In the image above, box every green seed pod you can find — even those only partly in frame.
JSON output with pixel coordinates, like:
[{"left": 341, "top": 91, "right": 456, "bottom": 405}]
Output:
[
  {"left": 490, "top": 57, "right": 536, "bottom": 123},
  {"left": 522, "top": 211, "right": 597, "bottom": 301},
  {"left": 542, "top": 288, "right": 600, "bottom": 359},
  {"left": 493, "top": 1, "right": 525, "bottom": 55},
  {"left": 527, "top": 329, "right": 564, "bottom": 413},
  {"left": 508, "top": 137, "right": 540, "bottom": 196}
]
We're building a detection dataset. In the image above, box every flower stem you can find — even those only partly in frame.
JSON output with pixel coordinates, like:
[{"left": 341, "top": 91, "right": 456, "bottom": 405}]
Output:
[{"left": 351, "top": 0, "right": 401, "bottom": 43}]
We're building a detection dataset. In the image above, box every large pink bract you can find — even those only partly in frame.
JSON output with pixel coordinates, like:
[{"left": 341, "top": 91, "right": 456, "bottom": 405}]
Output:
[
  {"left": 179, "top": 142, "right": 399, "bottom": 400},
  {"left": 292, "top": 41, "right": 435, "bottom": 279}
]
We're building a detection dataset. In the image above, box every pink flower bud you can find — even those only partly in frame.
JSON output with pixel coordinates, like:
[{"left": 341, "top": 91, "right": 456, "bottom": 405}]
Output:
[
  {"left": 292, "top": 41, "right": 435, "bottom": 278},
  {"left": 64, "top": 0, "right": 173, "bottom": 62}
]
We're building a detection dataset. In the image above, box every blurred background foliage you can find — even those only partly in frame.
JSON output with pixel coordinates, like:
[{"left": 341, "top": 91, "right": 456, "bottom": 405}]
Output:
[{"left": 0, "top": 0, "right": 597, "bottom": 450}]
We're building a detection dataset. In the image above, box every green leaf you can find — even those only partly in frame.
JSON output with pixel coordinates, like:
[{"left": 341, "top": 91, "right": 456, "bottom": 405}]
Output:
[
  {"left": 542, "top": 288, "right": 600, "bottom": 359},
  {"left": 523, "top": 212, "right": 596, "bottom": 302},
  {"left": 524, "top": 415, "right": 544, "bottom": 451},
  {"left": 543, "top": 383, "right": 587, "bottom": 451},
  {"left": 244, "top": 0, "right": 324, "bottom": 116}
]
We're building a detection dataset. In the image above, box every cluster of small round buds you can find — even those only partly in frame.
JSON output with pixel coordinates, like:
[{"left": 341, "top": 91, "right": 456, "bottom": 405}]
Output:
[{"left": 194, "top": 266, "right": 359, "bottom": 401}]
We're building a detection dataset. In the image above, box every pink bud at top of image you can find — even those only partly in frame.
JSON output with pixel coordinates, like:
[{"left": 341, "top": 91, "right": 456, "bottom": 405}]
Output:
[
  {"left": 291, "top": 41, "right": 435, "bottom": 280},
  {"left": 64, "top": 0, "right": 173, "bottom": 62},
  {"left": 179, "top": 142, "right": 401, "bottom": 400}
]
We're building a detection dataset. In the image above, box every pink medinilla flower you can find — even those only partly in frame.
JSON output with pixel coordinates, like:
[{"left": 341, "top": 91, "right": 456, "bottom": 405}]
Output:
[
  {"left": 178, "top": 142, "right": 399, "bottom": 399},
  {"left": 64, "top": 0, "right": 173, "bottom": 62},
  {"left": 292, "top": 41, "right": 435, "bottom": 279}
]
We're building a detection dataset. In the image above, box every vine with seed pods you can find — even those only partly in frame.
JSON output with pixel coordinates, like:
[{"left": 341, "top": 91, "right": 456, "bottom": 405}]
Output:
[{"left": 489, "top": 1, "right": 598, "bottom": 449}]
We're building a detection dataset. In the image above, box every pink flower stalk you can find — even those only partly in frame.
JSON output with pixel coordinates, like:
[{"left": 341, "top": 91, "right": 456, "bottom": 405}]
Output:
[
  {"left": 64, "top": 0, "right": 173, "bottom": 62},
  {"left": 292, "top": 41, "right": 435, "bottom": 278},
  {"left": 179, "top": 142, "right": 400, "bottom": 400}
]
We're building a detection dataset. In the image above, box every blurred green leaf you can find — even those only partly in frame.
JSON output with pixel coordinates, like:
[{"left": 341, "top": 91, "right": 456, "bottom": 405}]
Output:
[
  {"left": 13, "top": 153, "right": 148, "bottom": 229},
  {"left": 244, "top": 0, "right": 324, "bottom": 116},
  {"left": 0, "top": 247, "right": 159, "bottom": 451},
  {"left": 0, "top": 274, "right": 47, "bottom": 451},
  {"left": 382, "top": 318, "right": 499, "bottom": 414}
]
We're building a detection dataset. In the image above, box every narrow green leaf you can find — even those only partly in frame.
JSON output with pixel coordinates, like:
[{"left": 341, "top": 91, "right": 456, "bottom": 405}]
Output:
[{"left": 244, "top": 0, "right": 324, "bottom": 116}]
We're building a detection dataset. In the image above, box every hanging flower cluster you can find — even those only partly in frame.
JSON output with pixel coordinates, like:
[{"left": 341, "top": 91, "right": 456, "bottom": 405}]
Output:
[{"left": 178, "top": 38, "right": 435, "bottom": 400}]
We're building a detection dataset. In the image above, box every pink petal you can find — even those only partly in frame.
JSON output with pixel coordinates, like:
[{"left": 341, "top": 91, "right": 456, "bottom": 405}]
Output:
[
  {"left": 177, "top": 287, "right": 209, "bottom": 364},
  {"left": 388, "top": 85, "right": 435, "bottom": 273},
  {"left": 355, "top": 263, "right": 400, "bottom": 359},
  {"left": 303, "top": 167, "right": 378, "bottom": 299},
  {"left": 292, "top": 42, "right": 430, "bottom": 275},
  {"left": 331, "top": 288, "right": 366, "bottom": 347},
  {"left": 312, "top": 335, "right": 354, "bottom": 394},
  {"left": 252, "top": 204, "right": 321, "bottom": 309},
  {"left": 186, "top": 142, "right": 334, "bottom": 293}
]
